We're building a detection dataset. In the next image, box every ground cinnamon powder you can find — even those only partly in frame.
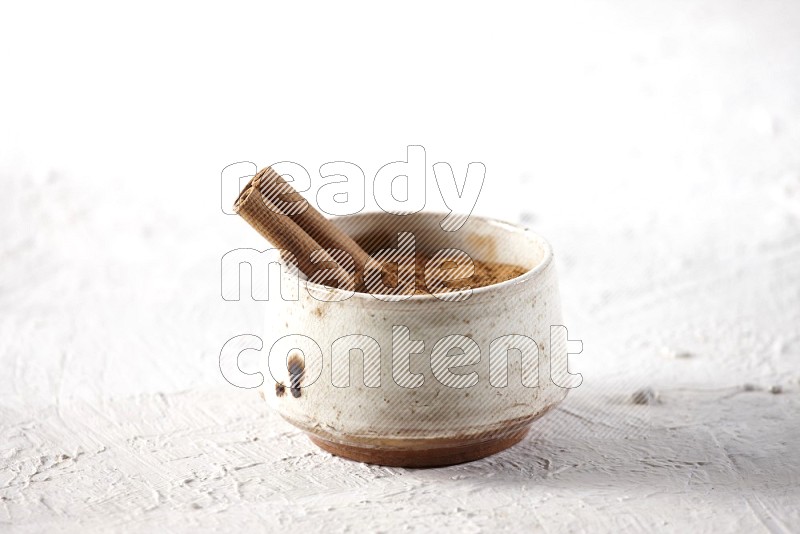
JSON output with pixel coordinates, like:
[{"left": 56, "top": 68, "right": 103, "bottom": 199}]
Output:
[{"left": 369, "top": 254, "right": 527, "bottom": 295}]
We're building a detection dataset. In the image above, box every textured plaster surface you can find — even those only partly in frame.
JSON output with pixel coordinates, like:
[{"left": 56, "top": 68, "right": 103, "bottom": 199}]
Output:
[{"left": 2, "top": 1, "right": 800, "bottom": 532}]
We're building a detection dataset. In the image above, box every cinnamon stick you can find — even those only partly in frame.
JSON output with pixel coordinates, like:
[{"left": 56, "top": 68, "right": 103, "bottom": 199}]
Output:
[
  {"left": 253, "top": 167, "right": 372, "bottom": 273},
  {"left": 234, "top": 167, "right": 398, "bottom": 291},
  {"left": 234, "top": 184, "right": 333, "bottom": 278}
]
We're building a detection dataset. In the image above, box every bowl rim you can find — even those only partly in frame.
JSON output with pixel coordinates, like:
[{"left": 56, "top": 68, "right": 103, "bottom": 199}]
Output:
[{"left": 301, "top": 211, "right": 555, "bottom": 302}]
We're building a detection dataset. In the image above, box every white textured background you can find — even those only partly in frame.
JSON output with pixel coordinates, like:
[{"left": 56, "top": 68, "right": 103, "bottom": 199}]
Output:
[{"left": 1, "top": 1, "right": 799, "bottom": 532}]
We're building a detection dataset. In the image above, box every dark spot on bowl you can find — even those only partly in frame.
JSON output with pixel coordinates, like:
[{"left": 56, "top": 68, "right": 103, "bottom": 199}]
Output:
[
  {"left": 275, "top": 382, "right": 286, "bottom": 397},
  {"left": 288, "top": 352, "right": 305, "bottom": 398}
]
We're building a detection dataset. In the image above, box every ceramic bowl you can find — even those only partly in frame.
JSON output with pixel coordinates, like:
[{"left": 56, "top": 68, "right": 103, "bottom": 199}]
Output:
[{"left": 262, "top": 211, "right": 569, "bottom": 467}]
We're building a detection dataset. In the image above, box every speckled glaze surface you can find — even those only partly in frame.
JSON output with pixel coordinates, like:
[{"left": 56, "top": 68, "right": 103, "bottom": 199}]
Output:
[{"left": 261, "top": 212, "right": 568, "bottom": 466}]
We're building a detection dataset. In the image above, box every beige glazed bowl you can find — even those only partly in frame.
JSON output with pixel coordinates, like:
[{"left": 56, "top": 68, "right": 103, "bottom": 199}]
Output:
[{"left": 261, "top": 212, "right": 569, "bottom": 467}]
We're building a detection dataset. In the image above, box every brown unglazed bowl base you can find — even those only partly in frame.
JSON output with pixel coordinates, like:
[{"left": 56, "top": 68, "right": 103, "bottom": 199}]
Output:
[{"left": 307, "top": 426, "right": 531, "bottom": 468}]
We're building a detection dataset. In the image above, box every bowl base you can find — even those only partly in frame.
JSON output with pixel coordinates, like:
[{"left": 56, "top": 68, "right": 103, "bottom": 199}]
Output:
[{"left": 307, "top": 426, "right": 531, "bottom": 468}]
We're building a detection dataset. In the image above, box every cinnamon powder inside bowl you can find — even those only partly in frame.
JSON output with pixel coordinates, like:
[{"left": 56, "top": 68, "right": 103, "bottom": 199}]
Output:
[
  {"left": 418, "top": 254, "right": 526, "bottom": 293},
  {"left": 362, "top": 253, "right": 527, "bottom": 295}
]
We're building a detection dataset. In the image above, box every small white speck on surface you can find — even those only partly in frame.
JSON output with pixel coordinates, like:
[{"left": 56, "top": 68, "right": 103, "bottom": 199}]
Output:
[{"left": 660, "top": 347, "right": 693, "bottom": 359}]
